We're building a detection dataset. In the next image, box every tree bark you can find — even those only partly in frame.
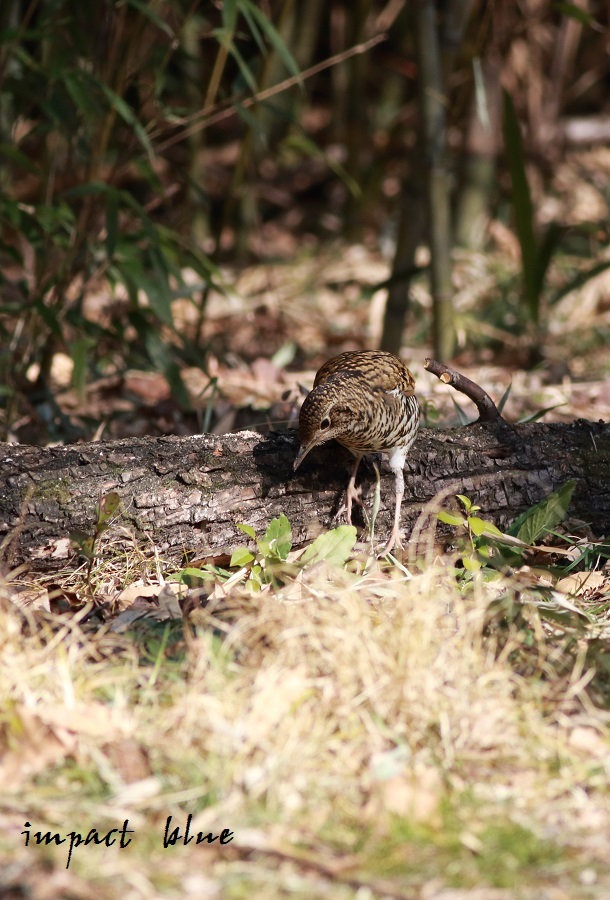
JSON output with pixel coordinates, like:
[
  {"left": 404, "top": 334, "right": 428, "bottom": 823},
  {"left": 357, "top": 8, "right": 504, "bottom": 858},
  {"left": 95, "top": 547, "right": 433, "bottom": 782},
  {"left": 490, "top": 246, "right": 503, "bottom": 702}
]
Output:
[{"left": 1, "top": 420, "right": 609, "bottom": 573}]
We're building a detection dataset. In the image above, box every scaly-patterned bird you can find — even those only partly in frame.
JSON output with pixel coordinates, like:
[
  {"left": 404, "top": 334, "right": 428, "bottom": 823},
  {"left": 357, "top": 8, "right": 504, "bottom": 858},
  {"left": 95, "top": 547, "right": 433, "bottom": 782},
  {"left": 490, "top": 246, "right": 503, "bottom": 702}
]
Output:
[{"left": 293, "top": 351, "right": 420, "bottom": 551}]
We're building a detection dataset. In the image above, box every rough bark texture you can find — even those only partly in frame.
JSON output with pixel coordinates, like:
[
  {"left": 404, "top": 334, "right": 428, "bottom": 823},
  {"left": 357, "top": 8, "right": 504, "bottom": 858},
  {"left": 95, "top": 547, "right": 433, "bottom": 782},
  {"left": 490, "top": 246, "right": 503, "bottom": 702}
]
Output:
[{"left": 1, "top": 420, "right": 609, "bottom": 573}]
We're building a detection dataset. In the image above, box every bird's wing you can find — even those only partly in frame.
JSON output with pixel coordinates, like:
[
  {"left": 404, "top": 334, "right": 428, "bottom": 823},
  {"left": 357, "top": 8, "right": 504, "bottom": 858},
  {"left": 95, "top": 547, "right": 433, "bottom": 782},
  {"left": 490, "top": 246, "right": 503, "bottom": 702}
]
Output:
[
  {"left": 314, "top": 353, "right": 416, "bottom": 397},
  {"left": 370, "top": 365, "right": 417, "bottom": 398}
]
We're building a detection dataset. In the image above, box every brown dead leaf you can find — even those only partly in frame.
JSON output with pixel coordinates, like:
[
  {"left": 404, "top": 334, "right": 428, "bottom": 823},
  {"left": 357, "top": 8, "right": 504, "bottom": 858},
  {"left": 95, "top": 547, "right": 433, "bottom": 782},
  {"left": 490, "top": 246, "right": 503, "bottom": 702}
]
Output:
[
  {"left": 114, "top": 581, "right": 183, "bottom": 612},
  {"left": 6, "top": 584, "right": 50, "bottom": 611},
  {"left": 32, "top": 537, "right": 72, "bottom": 560},
  {"left": 556, "top": 571, "right": 607, "bottom": 598},
  {"left": 370, "top": 758, "right": 442, "bottom": 824},
  {"left": 124, "top": 370, "right": 171, "bottom": 404},
  {"left": 48, "top": 583, "right": 84, "bottom": 614},
  {"left": 39, "top": 702, "right": 119, "bottom": 738},
  {"left": 104, "top": 738, "right": 151, "bottom": 783},
  {"left": 0, "top": 707, "right": 77, "bottom": 789},
  {"left": 568, "top": 726, "right": 610, "bottom": 760},
  {"left": 245, "top": 666, "right": 310, "bottom": 745}
]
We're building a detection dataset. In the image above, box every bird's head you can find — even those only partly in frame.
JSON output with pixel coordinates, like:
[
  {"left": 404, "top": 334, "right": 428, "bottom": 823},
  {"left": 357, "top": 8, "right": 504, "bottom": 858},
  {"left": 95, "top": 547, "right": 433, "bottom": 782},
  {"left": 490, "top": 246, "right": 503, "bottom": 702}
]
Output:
[{"left": 293, "top": 384, "right": 353, "bottom": 471}]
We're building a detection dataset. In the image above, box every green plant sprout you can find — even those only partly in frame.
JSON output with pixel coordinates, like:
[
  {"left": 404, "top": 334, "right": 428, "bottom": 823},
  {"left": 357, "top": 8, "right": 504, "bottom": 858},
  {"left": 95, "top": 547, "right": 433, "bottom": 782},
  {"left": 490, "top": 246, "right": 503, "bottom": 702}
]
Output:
[
  {"left": 70, "top": 490, "right": 121, "bottom": 588},
  {"left": 438, "top": 482, "right": 581, "bottom": 578},
  {"left": 170, "top": 515, "right": 358, "bottom": 592}
]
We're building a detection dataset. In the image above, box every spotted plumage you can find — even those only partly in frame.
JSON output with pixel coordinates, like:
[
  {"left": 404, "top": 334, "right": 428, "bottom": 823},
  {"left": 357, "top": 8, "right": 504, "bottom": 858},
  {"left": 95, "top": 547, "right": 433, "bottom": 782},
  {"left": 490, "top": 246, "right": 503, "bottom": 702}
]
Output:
[{"left": 294, "top": 351, "right": 420, "bottom": 551}]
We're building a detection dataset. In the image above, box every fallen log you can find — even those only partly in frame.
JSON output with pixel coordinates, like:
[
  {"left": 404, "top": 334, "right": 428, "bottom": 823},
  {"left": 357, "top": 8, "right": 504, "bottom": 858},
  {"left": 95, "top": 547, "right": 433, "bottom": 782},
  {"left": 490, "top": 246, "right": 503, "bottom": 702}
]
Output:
[{"left": 1, "top": 418, "right": 609, "bottom": 573}]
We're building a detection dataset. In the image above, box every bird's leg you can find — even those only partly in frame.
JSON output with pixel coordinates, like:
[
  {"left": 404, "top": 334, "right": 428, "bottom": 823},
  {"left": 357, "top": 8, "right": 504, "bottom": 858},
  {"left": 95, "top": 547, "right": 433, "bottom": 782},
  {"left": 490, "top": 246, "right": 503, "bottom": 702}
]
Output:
[
  {"left": 383, "top": 450, "right": 406, "bottom": 553},
  {"left": 345, "top": 454, "right": 363, "bottom": 525}
]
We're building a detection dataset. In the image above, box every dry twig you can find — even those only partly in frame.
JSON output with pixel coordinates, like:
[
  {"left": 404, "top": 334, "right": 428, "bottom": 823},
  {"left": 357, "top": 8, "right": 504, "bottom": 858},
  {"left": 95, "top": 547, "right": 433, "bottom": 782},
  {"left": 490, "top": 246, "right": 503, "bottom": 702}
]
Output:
[{"left": 424, "top": 358, "right": 503, "bottom": 423}]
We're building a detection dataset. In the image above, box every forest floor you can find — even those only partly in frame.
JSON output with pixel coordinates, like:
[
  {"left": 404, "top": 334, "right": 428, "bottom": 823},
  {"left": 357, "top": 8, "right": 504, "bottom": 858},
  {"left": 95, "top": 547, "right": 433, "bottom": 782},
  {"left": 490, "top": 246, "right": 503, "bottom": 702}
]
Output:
[
  {"left": 2, "top": 233, "right": 610, "bottom": 899},
  {"left": 10, "top": 238, "right": 610, "bottom": 446}
]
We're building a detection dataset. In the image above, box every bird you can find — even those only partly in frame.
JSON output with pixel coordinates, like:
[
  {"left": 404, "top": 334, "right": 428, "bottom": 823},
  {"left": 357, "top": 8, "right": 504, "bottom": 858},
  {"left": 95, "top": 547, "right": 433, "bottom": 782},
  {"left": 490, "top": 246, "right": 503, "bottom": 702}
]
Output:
[{"left": 293, "top": 350, "right": 420, "bottom": 552}]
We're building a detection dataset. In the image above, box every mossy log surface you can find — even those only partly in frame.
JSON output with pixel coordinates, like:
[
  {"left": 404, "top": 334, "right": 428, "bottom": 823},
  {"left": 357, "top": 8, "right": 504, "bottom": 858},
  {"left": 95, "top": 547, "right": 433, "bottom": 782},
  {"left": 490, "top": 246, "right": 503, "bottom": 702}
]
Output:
[{"left": 1, "top": 420, "right": 609, "bottom": 573}]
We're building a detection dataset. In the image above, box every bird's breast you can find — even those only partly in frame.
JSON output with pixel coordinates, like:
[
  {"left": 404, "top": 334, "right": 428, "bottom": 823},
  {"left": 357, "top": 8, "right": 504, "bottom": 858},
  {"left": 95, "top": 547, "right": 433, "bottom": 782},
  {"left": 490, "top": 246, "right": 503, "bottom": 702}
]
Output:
[{"left": 336, "top": 392, "right": 420, "bottom": 454}]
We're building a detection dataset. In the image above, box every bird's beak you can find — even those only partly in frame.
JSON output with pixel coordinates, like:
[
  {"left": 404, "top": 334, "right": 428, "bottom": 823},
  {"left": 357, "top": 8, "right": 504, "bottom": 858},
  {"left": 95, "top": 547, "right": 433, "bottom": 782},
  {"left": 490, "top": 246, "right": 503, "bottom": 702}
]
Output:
[{"left": 293, "top": 438, "right": 318, "bottom": 471}]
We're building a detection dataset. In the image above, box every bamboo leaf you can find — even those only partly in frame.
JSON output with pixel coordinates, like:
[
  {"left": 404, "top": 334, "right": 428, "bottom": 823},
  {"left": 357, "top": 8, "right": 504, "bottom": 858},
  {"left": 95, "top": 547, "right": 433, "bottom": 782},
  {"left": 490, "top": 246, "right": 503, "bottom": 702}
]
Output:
[
  {"left": 69, "top": 336, "right": 91, "bottom": 401},
  {"left": 550, "top": 257, "right": 610, "bottom": 306},
  {"left": 214, "top": 30, "right": 257, "bottom": 94},
  {"left": 554, "top": 2, "right": 596, "bottom": 25},
  {"left": 221, "top": 0, "right": 238, "bottom": 32},
  {"left": 503, "top": 89, "right": 539, "bottom": 323},
  {"left": 98, "top": 81, "right": 154, "bottom": 160},
  {"left": 497, "top": 380, "right": 512, "bottom": 415},
  {"left": 451, "top": 396, "right": 472, "bottom": 426},
  {"left": 123, "top": 0, "right": 176, "bottom": 37},
  {"left": 518, "top": 403, "right": 567, "bottom": 423},
  {"left": 0, "top": 142, "right": 38, "bottom": 174},
  {"left": 533, "top": 222, "right": 564, "bottom": 301},
  {"left": 241, "top": 0, "right": 302, "bottom": 81}
]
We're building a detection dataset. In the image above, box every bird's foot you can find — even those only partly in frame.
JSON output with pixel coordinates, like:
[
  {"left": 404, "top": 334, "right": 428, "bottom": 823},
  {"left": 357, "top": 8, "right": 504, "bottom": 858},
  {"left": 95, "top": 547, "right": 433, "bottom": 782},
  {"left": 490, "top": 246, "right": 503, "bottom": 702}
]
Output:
[
  {"left": 380, "top": 526, "right": 404, "bottom": 555},
  {"left": 345, "top": 484, "right": 363, "bottom": 525},
  {"left": 342, "top": 483, "right": 363, "bottom": 525}
]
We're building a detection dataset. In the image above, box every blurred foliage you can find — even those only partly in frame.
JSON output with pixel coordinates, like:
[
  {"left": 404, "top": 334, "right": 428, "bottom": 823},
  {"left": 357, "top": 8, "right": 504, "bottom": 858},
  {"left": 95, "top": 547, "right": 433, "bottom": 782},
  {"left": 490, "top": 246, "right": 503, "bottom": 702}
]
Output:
[
  {"left": 0, "top": 0, "right": 298, "bottom": 439},
  {"left": 1, "top": 0, "right": 609, "bottom": 441}
]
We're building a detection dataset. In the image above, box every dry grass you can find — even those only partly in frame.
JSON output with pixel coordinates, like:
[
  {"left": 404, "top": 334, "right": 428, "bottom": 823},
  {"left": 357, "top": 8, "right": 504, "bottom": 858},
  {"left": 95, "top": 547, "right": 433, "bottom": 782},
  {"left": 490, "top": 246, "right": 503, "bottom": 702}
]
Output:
[{"left": 1, "top": 553, "right": 610, "bottom": 898}]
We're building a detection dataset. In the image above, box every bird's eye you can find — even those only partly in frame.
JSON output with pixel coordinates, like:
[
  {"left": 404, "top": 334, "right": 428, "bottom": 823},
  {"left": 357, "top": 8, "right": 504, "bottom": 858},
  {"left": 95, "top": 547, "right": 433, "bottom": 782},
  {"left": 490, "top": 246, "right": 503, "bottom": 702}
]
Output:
[{"left": 320, "top": 416, "right": 331, "bottom": 430}]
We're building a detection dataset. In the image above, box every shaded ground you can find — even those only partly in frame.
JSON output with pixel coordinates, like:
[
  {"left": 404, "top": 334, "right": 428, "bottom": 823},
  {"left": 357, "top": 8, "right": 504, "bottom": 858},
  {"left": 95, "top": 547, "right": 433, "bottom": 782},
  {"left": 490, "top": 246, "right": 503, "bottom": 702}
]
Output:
[{"left": 12, "top": 236, "right": 610, "bottom": 447}]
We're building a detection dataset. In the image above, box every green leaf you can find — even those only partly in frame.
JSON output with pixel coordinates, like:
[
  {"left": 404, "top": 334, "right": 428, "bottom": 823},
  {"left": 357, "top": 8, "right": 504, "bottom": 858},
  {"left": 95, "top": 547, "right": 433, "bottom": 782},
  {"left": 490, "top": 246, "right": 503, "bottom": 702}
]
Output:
[
  {"left": 517, "top": 403, "right": 567, "bottom": 424},
  {"left": 234, "top": 101, "right": 268, "bottom": 147},
  {"left": 241, "top": 0, "right": 302, "bottom": 81},
  {"left": 134, "top": 247, "right": 175, "bottom": 328},
  {"left": 533, "top": 222, "right": 564, "bottom": 302},
  {"left": 451, "top": 396, "right": 472, "bottom": 426},
  {"left": 497, "top": 380, "right": 512, "bottom": 415},
  {"left": 511, "top": 481, "right": 575, "bottom": 544},
  {"left": 438, "top": 511, "right": 467, "bottom": 527},
  {"left": 462, "top": 556, "right": 482, "bottom": 572},
  {"left": 271, "top": 341, "right": 297, "bottom": 369},
  {"left": 98, "top": 491, "right": 120, "bottom": 524},
  {"left": 230, "top": 547, "right": 255, "bottom": 567},
  {"left": 123, "top": 0, "right": 176, "bottom": 37},
  {"left": 469, "top": 517, "right": 503, "bottom": 538},
  {"left": 69, "top": 336, "right": 91, "bottom": 400},
  {"left": 221, "top": 0, "right": 238, "bottom": 32},
  {"left": 550, "top": 257, "right": 610, "bottom": 306},
  {"left": 0, "top": 142, "right": 38, "bottom": 174},
  {"left": 553, "top": 2, "right": 595, "bottom": 25},
  {"left": 236, "top": 523, "right": 256, "bottom": 540},
  {"left": 236, "top": 0, "right": 265, "bottom": 55},
  {"left": 64, "top": 70, "right": 102, "bottom": 123},
  {"left": 98, "top": 81, "right": 154, "bottom": 161},
  {"left": 300, "top": 525, "right": 358, "bottom": 567},
  {"left": 262, "top": 513, "right": 292, "bottom": 560},
  {"left": 481, "top": 521, "right": 504, "bottom": 539},
  {"left": 71, "top": 532, "right": 96, "bottom": 559},
  {"left": 456, "top": 494, "right": 473, "bottom": 512},
  {"left": 167, "top": 567, "right": 214, "bottom": 584},
  {"left": 105, "top": 191, "right": 119, "bottom": 258},
  {"left": 503, "top": 89, "right": 539, "bottom": 323},
  {"left": 214, "top": 30, "right": 257, "bottom": 94},
  {"left": 139, "top": 324, "right": 191, "bottom": 411},
  {"left": 286, "top": 132, "right": 362, "bottom": 198}
]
